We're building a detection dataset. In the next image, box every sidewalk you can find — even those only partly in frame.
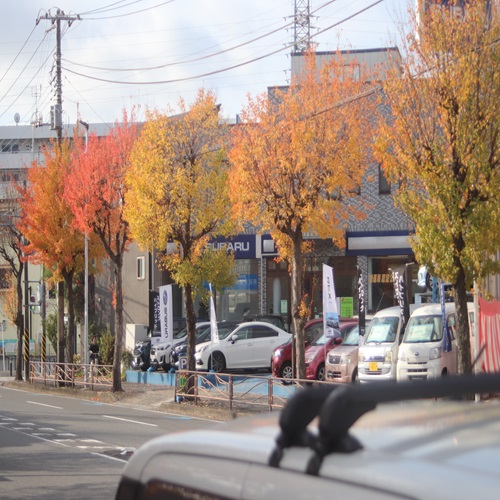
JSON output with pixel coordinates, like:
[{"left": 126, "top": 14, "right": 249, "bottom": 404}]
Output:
[{"left": 0, "top": 371, "right": 256, "bottom": 421}]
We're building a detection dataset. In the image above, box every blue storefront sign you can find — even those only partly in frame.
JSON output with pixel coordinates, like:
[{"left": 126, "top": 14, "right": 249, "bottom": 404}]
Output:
[{"left": 207, "top": 235, "right": 256, "bottom": 259}]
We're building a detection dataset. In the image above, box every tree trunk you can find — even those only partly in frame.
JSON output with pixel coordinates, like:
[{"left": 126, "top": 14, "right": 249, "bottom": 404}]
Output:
[
  {"left": 184, "top": 283, "right": 196, "bottom": 396},
  {"left": 57, "top": 280, "right": 66, "bottom": 386},
  {"left": 15, "top": 266, "right": 23, "bottom": 381},
  {"left": 291, "top": 231, "right": 307, "bottom": 379},
  {"left": 64, "top": 270, "right": 75, "bottom": 364},
  {"left": 454, "top": 265, "right": 472, "bottom": 375},
  {"left": 112, "top": 256, "right": 124, "bottom": 392}
]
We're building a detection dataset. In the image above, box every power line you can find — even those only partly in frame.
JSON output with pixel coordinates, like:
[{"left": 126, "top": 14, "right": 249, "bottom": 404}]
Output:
[{"left": 60, "top": 1, "right": 384, "bottom": 87}]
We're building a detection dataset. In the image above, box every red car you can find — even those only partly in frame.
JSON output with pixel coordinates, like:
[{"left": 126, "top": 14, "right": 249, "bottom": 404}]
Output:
[
  {"left": 304, "top": 322, "right": 358, "bottom": 381},
  {"left": 272, "top": 319, "right": 357, "bottom": 380}
]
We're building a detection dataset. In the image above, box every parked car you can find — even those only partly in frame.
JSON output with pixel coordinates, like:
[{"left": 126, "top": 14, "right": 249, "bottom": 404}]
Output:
[
  {"left": 325, "top": 325, "right": 361, "bottom": 383},
  {"left": 272, "top": 319, "right": 357, "bottom": 380},
  {"left": 304, "top": 321, "right": 358, "bottom": 381},
  {"left": 150, "top": 322, "right": 210, "bottom": 371},
  {"left": 195, "top": 321, "right": 291, "bottom": 373},
  {"left": 170, "top": 321, "right": 241, "bottom": 369},
  {"left": 115, "top": 373, "right": 500, "bottom": 500},
  {"left": 271, "top": 318, "right": 325, "bottom": 379},
  {"left": 397, "top": 302, "right": 474, "bottom": 381},
  {"left": 358, "top": 305, "right": 422, "bottom": 382}
]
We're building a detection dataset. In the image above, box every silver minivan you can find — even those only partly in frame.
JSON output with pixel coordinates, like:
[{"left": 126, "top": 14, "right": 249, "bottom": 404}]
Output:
[{"left": 358, "top": 305, "right": 421, "bottom": 383}]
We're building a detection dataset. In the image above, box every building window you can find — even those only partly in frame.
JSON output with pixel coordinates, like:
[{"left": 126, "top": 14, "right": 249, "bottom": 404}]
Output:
[
  {"left": 379, "top": 164, "right": 391, "bottom": 195},
  {"left": 137, "top": 256, "right": 146, "bottom": 280}
]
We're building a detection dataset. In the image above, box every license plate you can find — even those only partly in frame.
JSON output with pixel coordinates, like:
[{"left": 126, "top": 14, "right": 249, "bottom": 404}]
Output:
[{"left": 369, "top": 361, "right": 379, "bottom": 372}]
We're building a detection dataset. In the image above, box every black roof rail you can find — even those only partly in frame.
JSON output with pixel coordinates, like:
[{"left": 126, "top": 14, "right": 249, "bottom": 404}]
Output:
[{"left": 269, "top": 373, "right": 500, "bottom": 473}]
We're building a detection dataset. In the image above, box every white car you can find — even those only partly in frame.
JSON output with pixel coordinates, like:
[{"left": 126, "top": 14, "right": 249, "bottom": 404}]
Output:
[
  {"left": 150, "top": 322, "right": 210, "bottom": 371},
  {"left": 116, "top": 373, "right": 500, "bottom": 500},
  {"left": 195, "top": 321, "right": 291, "bottom": 372}
]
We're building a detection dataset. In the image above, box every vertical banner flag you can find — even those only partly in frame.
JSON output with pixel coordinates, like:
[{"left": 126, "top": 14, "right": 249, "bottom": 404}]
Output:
[
  {"left": 149, "top": 290, "right": 161, "bottom": 332},
  {"left": 209, "top": 283, "right": 219, "bottom": 344},
  {"left": 392, "top": 266, "right": 410, "bottom": 335},
  {"left": 159, "top": 284, "right": 173, "bottom": 343},
  {"left": 357, "top": 266, "right": 366, "bottom": 337},
  {"left": 323, "top": 264, "right": 339, "bottom": 338}
]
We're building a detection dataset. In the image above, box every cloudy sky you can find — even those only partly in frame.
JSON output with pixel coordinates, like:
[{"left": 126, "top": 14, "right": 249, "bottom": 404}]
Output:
[{"left": 0, "top": 0, "right": 413, "bottom": 127}]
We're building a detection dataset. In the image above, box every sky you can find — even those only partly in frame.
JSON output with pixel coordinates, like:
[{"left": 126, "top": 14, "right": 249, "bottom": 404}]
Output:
[{"left": 0, "top": 0, "right": 414, "bottom": 127}]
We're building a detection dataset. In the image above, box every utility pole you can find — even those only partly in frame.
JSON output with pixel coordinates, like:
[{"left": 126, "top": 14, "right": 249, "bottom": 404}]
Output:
[{"left": 37, "top": 9, "right": 80, "bottom": 374}]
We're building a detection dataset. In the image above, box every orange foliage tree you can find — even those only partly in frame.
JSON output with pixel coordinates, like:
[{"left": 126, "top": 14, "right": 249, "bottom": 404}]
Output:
[
  {"left": 18, "top": 139, "right": 95, "bottom": 366},
  {"left": 376, "top": 0, "right": 500, "bottom": 374},
  {"left": 65, "top": 112, "right": 138, "bottom": 392},
  {"left": 229, "top": 53, "right": 376, "bottom": 379},
  {"left": 124, "top": 91, "right": 236, "bottom": 376}
]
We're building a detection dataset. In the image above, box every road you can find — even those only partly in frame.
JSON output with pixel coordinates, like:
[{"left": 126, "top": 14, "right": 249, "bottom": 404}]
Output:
[{"left": 0, "top": 384, "right": 221, "bottom": 499}]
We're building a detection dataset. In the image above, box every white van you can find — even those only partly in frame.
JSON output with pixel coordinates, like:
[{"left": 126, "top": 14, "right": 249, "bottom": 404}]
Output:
[
  {"left": 397, "top": 302, "right": 473, "bottom": 381},
  {"left": 358, "top": 305, "right": 421, "bottom": 383}
]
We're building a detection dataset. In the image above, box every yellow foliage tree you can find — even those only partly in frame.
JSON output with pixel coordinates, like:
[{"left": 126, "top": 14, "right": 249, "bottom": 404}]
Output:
[
  {"left": 228, "top": 53, "right": 377, "bottom": 379},
  {"left": 376, "top": 0, "right": 500, "bottom": 374},
  {"left": 124, "top": 89, "right": 236, "bottom": 375}
]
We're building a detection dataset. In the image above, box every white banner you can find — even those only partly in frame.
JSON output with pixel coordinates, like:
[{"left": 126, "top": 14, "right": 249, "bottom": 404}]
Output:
[
  {"left": 323, "top": 264, "right": 339, "bottom": 338},
  {"left": 159, "top": 284, "right": 173, "bottom": 342},
  {"left": 209, "top": 283, "right": 219, "bottom": 344}
]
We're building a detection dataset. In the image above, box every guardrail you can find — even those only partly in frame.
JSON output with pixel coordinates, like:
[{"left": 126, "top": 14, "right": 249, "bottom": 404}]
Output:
[
  {"left": 173, "top": 370, "right": 335, "bottom": 411},
  {"left": 30, "top": 360, "right": 113, "bottom": 390}
]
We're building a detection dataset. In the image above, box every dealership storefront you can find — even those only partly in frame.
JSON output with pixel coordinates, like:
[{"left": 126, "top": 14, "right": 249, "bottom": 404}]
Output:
[{"left": 195, "top": 230, "right": 416, "bottom": 326}]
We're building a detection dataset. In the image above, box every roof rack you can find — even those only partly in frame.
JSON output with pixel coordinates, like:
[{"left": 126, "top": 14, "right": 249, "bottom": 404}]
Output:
[{"left": 269, "top": 373, "right": 500, "bottom": 475}]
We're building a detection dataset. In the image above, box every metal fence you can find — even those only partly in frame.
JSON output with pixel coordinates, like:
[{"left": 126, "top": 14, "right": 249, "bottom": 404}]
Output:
[
  {"left": 173, "top": 370, "right": 334, "bottom": 411},
  {"left": 30, "top": 360, "right": 113, "bottom": 390}
]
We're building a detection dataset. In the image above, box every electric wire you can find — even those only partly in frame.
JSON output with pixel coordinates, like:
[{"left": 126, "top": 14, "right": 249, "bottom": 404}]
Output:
[
  {"left": 61, "top": 1, "right": 384, "bottom": 86},
  {"left": 64, "top": 0, "right": 341, "bottom": 73}
]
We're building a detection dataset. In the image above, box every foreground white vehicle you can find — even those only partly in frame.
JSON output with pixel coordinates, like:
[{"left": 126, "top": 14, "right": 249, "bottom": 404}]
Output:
[
  {"left": 116, "top": 373, "right": 500, "bottom": 500},
  {"left": 195, "top": 321, "right": 291, "bottom": 372}
]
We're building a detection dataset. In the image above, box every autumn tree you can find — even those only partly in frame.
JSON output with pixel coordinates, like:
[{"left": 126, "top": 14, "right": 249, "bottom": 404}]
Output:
[
  {"left": 124, "top": 90, "right": 236, "bottom": 381},
  {"left": 18, "top": 139, "right": 96, "bottom": 368},
  {"left": 376, "top": 0, "right": 500, "bottom": 374},
  {"left": 65, "top": 112, "right": 138, "bottom": 392},
  {"left": 228, "top": 53, "right": 376, "bottom": 379},
  {"left": 0, "top": 192, "right": 25, "bottom": 381}
]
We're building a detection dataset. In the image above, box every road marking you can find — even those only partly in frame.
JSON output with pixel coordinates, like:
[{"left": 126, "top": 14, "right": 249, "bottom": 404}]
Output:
[
  {"left": 26, "top": 401, "right": 63, "bottom": 409},
  {"left": 102, "top": 415, "right": 158, "bottom": 427}
]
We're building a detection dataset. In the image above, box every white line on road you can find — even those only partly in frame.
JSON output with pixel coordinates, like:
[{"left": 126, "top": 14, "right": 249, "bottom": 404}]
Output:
[
  {"left": 26, "top": 401, "right": 63, "bottom": 409},
  {"left": 102, "top": 415, "right": 158, "bottom": 427}
]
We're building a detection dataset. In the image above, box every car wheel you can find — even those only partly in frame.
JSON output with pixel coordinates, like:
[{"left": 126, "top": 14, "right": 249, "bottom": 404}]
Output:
[
  {"left": 352, "top": 368, "right": 359, "bottom": 383},
  {"left": 280, "top": 362, "right": 293, "bottom": 379},
  {"left": 210, "top": 352, "right": 226, "bottom": 373},
  {"left": 161, "top": 361, "right": 171, "bottom": 372},
  {"left": 317, "top": 363, "right": 325, "bottom": 381}
]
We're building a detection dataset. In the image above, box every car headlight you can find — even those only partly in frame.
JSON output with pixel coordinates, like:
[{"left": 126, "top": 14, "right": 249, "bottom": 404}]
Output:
[
  {"left": 306, "top": 353, "right": 316, "bottom": 364},
  {"left": 340, "top": 355, "right": 350, "bottom": 365},
  {"left": 399, "top": 350, "right": 406, "bottom": 361},
  {"left": 358, "top": 352, "right": 364, "bottom": 363},
  {"left": 384, "top": 350, "right": 392, "bottom": 363},
  {"left": 429, "top": 347, "right": 442, "bottom": 360},
  {"left": 196, "top": 345, "right": 210, "bottom": 354}
]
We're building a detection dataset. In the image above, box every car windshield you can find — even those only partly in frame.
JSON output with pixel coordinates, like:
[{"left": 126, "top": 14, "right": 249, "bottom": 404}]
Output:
[
  {"left": 311, "top": 330, "right": 340, "bottom": 346},
  {"left": 342, "top": 326, "right": 359, "bottom": 346},
  {"left": 217, "top": 323, "right": 239, "bottom": 340},
  {"left": 403, "top": 315, "right": 442, "bottom": 343},
  {"left": 364, "top": 316, "right": 399, "bottom": 343}
]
